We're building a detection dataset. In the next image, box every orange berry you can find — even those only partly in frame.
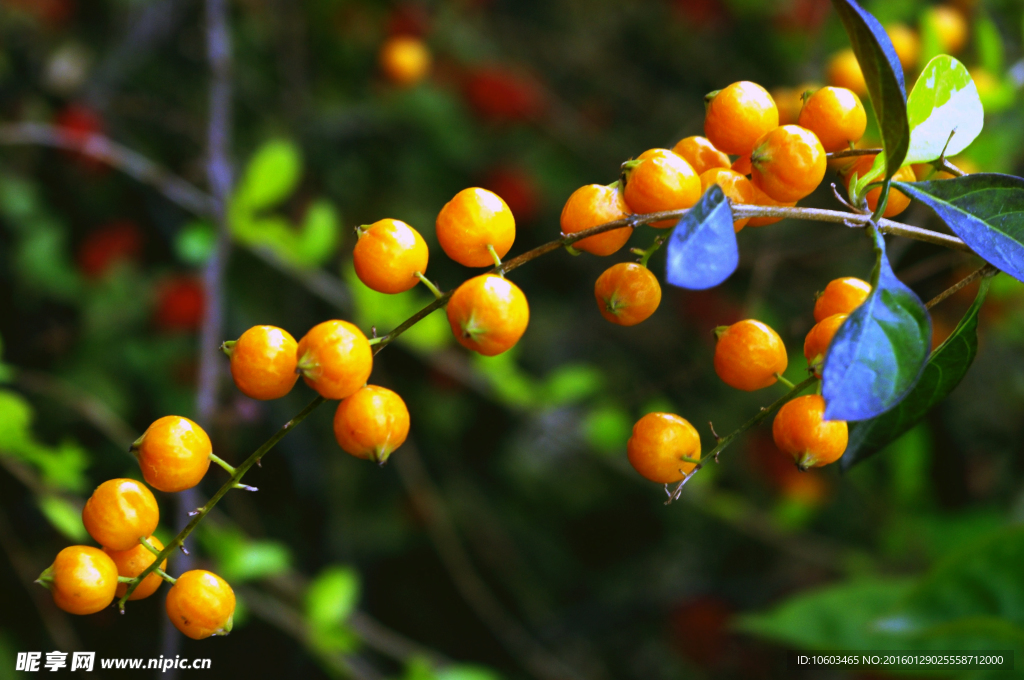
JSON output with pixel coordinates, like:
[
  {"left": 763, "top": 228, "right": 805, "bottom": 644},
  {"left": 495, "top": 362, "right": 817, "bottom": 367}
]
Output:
[
  {"left": 594, "top": 262, "right": 662, "bottom": 326},
  {"left": 704, "top": 81, "right": 779, "bottom": 156},
  {"left": 333, "top": 385, "right": 410, "bottom": 464},
  {"left": 435, "top": 188, "right": 515, "bottom": 268},
  {"left": 671, "top": 136, "right": 731, "bottom": 175},
  {"left": 104, "top": 535, "right": 167, "bottom": 601},
  {"left": 297, "top": 320, "right": 373, "bottom": 400},
  {"left": 379, "top": 36, "right": 431, "bottom": 86},
  {"left": 623, "top": 149, "right": 701, "bottom": 227},
  {"left": 227, "top": 325, "right": 299, "bottom": 401},
  {"left": 845, "top": 155, "right": 916, "bottom": 217},
  {"left": 803, "top": 313, "right": 848, "bottom": 376},
  {"left": 40, "top": 546, "right": 119, "bottom": 615},
  {"left": 82, "top": 478, "right": 160, "bottom": 552},
  {"left": 814, "top": 277, "right": 872, "bottom": 322},
  {"left": 750, "top": 125, "right": 827, "bottom": 203},
  {"left": 132, "top": 416, "right": 212, "bottom": 493},
  {"left": 772, "top": 394, "right": 848, "bottom": 470},
  {"left": 770, "top": 87, "right": 803, "bottom": 126},
  {"left": 826, "top": 49, "right": 867, "bottom": 96},
  {"left": 926, "top": 6, "right": 967, "bottom": 54},
  {"left": 886, "top": 23, "right": 920, "bottom": 70},
  {"left": 797, "top": 86, "right": 867, "bottom": 153},
  {"left": 699, "top": 168, "right": 756, "bottom": 231},
  {"left": 731, "top": 154, "right": 752, "bottom": 176},
  {"left": 713, "top": 319, "right": 788, "bottom": 391},
  {"left": 627, "top": 412, "right": 702, "bottom": 484},
  {"left": 165, "top": 570, "right": 235, "bottom": 640},
  {"left": 353, "top": 219, "right": 429, "bottom": 294},
  {"left": 745, "top": 184, "right": 796, "bottom": 227},
  {"left": 560, "top": 183, "right": 633, "bottom": 256},
  {"left": 446, "top": 274, "right": 529, "bottom": 356}
]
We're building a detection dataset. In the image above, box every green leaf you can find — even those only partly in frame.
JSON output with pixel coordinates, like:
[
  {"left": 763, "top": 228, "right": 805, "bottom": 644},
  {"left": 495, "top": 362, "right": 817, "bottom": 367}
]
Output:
[
  {"left": 831, "top": 0, "right": 909, "bottom": 183},
  {"left": 737, "top": 577, "right": 915, "bottom": 650},
  {"left": 199, "top": 524, "right": 291, "bottom": 582},
  {"left": 37, "top": 495, "right": 88, "bottom": 542},
  {"left": 541, "top": 364, "right": 602, "bottom": 406},
  {"left": 841, "top": 277, "right": 988, "bottom": 470},
  {"left": 175, "top": 221, "right": 217, "bottom": 265},
  {"left": 437, "top": 667, "right": 503, "bottom": 680},
  {"left": 976, "top": 13, "right": 1004, "bottom": 75},
  {"left": 822, "top": 228, "right": 931, "bottom": 421},
  {"left": 582, "top": 405, "right": 632, "bottom": 456},
  {"left": 306, "top": 566, "right": 361, "bottom": 627},
  {"left": 234, "top": 139, "right": 302, "bottom": 211},
  {"left": 292, "top": 200, "right": 340, "bottom": 267},
  {"left": 896, "top": 174, "right": 1024, "bottom": 282},
  {"left": 343, "top": 264, "right": 449, "bottom": 352},
  {"left": 905, "top": 56, "right": 984, "bottom": 165}
]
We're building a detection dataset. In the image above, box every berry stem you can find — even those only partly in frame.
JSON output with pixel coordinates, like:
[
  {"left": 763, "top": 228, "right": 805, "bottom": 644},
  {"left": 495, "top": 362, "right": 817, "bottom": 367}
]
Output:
[
  {"left": 665, "top": 375, "right": 818, "bottom": 504},
  {"left": 118, "top": 395, "right": 326, "bottom": 607},
  {"left": 219, "top": 340, "right": 235, "bottom": 357},
  {"left": 117, "top": 576, "right": 135, "bottom": 584},
  {"left": 774, "top": 373, "right": 795, "bottom": 389},
  {"left": 155, "top": 568, "right": 177, "bottom": 584},
  {"left": 925, "top": 263, "right": 997, "bottom": 309},
  {"left": 139, "top": 537, "right": 161, "bottom": 556},
  {"left": 637, "top": 234, "right": 669, "bottom": 268},
  {"left": 415, "top": 272, "right": 444, "bottom": 299},
  {"left": 486, "top": 244, "right": 504, "bottom": 272},
  {"left": 209, "top": 453, "right": 236, "bottom": 475}
]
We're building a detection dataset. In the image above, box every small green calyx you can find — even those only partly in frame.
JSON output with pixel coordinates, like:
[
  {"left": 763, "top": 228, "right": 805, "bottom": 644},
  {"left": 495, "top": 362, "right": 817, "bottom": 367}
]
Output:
[
  {"left": 713, "top": 325, "right": 730, "bottom": 341},
  {"left": 703, "top": 89, "right": 721, "bottom": 111},
  {"left": 564, "top": 244, "right": 582, "bottom": 256},
  {"left": 795, "top": 451, "right": 815, "bottom": 472},
  {"left": 220, "top": 340, "right": 236, "bottom": 358},
  {"left": 296, "top": 351, "right": 318, "bottom": 379},
  {"left": 354, "top": 225, "right": 370, "bottom": 239},
  {"left": 214, "top": 613, "right": 234, "bottom": 637},
  {"left": 129, "top": 433, "right": 145, "bottom": 457},
  {"left": 36, "top": 564, "right": 55, "bottom": 590}
]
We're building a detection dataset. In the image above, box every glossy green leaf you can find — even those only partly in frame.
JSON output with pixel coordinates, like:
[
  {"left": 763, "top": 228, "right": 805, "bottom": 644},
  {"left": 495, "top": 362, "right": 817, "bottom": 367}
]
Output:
[
  {"left": 822, "top": 228, "right": 931, "bottom": 421},
  {"left": 737, "top": 577, "right": 915, "bottom": 650},
  {"left": 234, "top": 139, "right": 301, "bottom": 211},
  {"left": 905, "top": 56, "right": 984, "bottom": 165},
  {"left": 896, "top": 174, "right": 1024, "bottom": 282},
  {"left": 841, "top": 278, "right": 989, "bottom": 470},
  {"left": 832, "top": 0, "right": 909, "bottom": 183},
  {"left": 306, "top": 566, "right": 361, "bottom": 627}
]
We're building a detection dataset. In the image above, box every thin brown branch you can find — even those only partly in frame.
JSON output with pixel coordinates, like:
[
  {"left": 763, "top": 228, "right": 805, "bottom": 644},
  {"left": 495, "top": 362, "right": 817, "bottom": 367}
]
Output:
[{"left": 925, "top": 263, "right": 998, "bottom": 310}]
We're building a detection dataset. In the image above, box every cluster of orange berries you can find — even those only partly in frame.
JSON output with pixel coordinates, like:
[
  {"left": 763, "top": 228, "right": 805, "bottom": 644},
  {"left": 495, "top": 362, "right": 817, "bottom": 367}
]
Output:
[
  {"left": 556, "top": 75, "right": 880, "bottom": 331},
  {"left": 626, "top": 276, "right": 872, "bottom": 485}
]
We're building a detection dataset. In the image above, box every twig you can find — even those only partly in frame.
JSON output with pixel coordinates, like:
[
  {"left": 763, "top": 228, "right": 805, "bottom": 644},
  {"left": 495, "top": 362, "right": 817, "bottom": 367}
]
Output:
[
  {"left": 925, "top": 263, "right": 998, "bottom": 310},
  {"left": 391, "top": 440, "right": 588, "bottom": 680},
  {"left": 666, "top": 375, "right": 819, "bottom": 503}
]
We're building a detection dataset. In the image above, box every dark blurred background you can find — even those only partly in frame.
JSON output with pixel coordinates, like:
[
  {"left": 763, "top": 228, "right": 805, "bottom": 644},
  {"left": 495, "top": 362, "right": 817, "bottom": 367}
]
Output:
[{"left": 1, "top": 0, "right": 1024, "bottom": 678}]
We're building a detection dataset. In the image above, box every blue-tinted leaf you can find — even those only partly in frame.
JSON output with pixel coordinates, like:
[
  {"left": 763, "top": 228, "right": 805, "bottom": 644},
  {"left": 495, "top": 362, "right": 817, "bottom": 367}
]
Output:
[
  {"left": 823, "top": 228, "right": 931, "bottom": 421},
  {"left": 896, "top": 174, "right": 1024, "bottom": 282},
  {"left": 664, "top": 185, "right": 737, "bottom": 290},
  {"left": 831, "top": 0, "right": 909, "bottom": 181},
  {"left": 905, "top": 56, "right": 984, "bottom": 165},
  {"left": 841, "top": 277, "right": 989, "bottom": 470}
]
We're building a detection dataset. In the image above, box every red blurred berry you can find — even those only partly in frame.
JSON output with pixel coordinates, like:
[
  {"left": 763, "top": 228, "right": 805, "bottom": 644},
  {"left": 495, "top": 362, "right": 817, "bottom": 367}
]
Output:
[
  {"left": 671, "top": 0, "right": 727, "bottom": 28},
  {"left": 480, "top": 166, "right": 540, "bottom": 222},
  {"left": 77, "top": 221, "right": 142, "bottom": 279},
  {"left": 386, "top": 3, "right": 430, "bottom": 37},
  {"left": 154, "top": 277, "right": 205, "bottom": 332},
  {"left": 54, "top": 104, "right": 106, "bottom": 173},
  {"left": 463, "top": 67, "right": 545, "bottom": 123}
]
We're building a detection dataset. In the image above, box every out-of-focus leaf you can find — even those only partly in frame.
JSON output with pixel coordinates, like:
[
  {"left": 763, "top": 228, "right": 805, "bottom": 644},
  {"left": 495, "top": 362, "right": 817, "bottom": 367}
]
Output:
[
  {"left": 897, "top": 175, "right": 1024, "bottom": 282},
  {"left": 832, "top": 0, "right": 909, "bottom": 185},
  {"left": 841, "top": 278, "right": 987, "bottom": 469},
  {"left": 292, "top": 200, "right": 340, "bottom": 266},
  {"left": 234, "top": 139, "right": 301, "bottom": 211},
  {"left": 976, "top": 13, "right": 1004, "bottom": 75},
  {"left": 36, "top": 495, "right": 87, "bottom": 542},
  {"left": 0, "top": 390, "right": 34, "bottom": 450},
  {"left": 737, "top": 577, "right": 915, "bottom": 649},
  {"left": 664, "top": 185, "right": 738, "bottom": 290},
  {"left": 437, "top": 666, "right": 503, "bottom": 680},
  {"left": 472, "top": 351, "right": 537, "bottom": 409},
  {"left": 583, "top": 405, "right": 632, "bottom": 456},
  {"left": 344, "top": 264, "right": 449, "bottom": 352},
  {"left": 0, "top": 390, "right": 88, "bottom": 491},
  {"left": 541, "top": 363, "right": 602, "bottom": 406},
  {"left": 905, "top": 56, "right": 983, "bottom": 165},
  {"left": 175, "top": 221, "right": 217, "bottom": 265},
  {"left": 306, "top": 565, "right": 361, "bottom": 627},
  {"left": 199, "top": 524, "right": 291, "bottom": 582},
  {"left": 823, "top": 228, "right": 931, "bottom": 421}
]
